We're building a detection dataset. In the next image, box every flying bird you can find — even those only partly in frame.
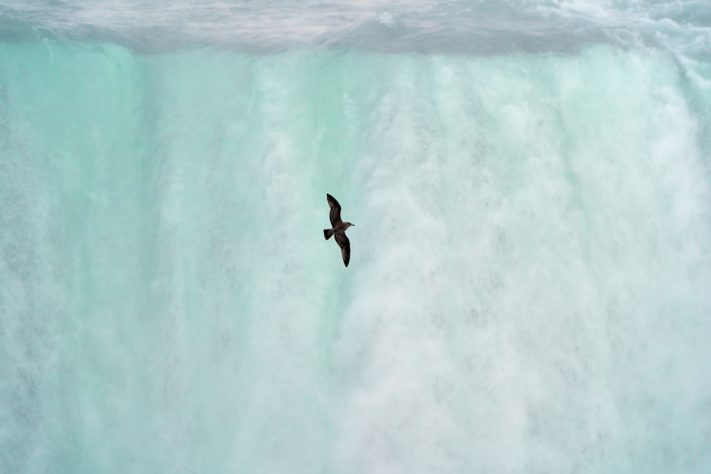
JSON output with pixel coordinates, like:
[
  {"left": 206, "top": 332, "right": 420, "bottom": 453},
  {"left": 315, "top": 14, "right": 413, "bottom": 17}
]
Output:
[{"left": 323, "top": 193, "right": 355, "bottom": 267}]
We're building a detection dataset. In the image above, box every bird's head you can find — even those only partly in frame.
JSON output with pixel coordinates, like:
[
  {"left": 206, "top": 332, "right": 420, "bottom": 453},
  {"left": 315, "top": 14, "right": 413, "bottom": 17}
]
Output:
[{"left": 345, "top": 222, "right": 355, "bottom": 229}]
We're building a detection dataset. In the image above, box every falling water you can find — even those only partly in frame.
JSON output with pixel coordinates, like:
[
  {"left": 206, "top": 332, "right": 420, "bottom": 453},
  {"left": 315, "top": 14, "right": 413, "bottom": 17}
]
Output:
[{"left": 2, "top": 1, "right": 711, "bottom": 473}]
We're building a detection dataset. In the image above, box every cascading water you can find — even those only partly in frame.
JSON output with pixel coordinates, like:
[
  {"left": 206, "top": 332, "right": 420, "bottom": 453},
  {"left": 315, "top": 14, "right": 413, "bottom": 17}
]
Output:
[{"left": 1, "top": 1, "right": 711, "bottom": 473}]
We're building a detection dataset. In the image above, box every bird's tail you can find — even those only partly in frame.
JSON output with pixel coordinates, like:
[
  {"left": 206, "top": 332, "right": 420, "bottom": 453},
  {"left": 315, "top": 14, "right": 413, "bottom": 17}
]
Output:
[{"left": 323, "top": 229, "right": 333, "bottom": 240}]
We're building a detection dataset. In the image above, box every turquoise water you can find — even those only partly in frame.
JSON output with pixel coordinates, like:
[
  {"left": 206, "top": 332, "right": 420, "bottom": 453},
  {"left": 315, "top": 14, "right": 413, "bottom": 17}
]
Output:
[{"left": 2, "top": 2, "right": 711, "bottom": 473}]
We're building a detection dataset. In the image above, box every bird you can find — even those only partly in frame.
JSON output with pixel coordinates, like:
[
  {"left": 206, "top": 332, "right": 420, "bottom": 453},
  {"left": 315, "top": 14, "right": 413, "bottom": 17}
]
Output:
[{"left": 323, "top": 193, "right": 355, "bottom": 267}]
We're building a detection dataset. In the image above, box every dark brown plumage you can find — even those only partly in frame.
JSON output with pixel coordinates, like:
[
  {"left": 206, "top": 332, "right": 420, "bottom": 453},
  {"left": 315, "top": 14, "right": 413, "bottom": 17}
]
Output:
[{"left": 323, "top": 193, "right": 355, "bottom": 267}]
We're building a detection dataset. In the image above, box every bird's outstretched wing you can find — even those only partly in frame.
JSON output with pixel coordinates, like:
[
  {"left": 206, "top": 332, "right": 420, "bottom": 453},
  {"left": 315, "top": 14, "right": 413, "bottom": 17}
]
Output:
[
  {"left": 327, "top": 193, "right": 342, "bottom": 226},
  {"left": 334, "top": 232, "right": 350, "bottom": 267}
]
